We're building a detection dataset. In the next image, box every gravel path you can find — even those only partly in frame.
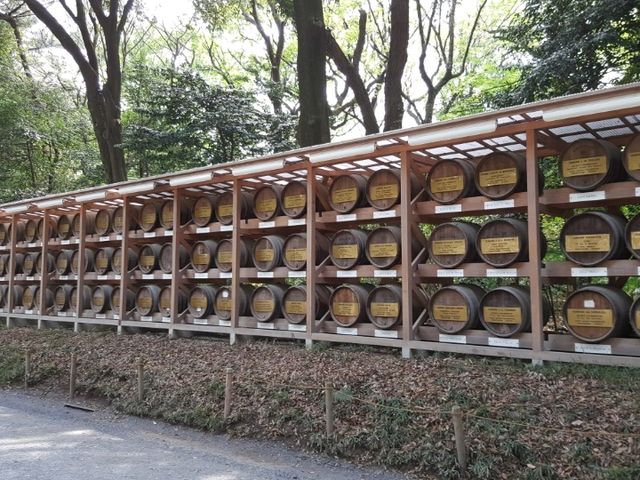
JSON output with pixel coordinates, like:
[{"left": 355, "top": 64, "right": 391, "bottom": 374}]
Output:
[{"left": 0, "top": 390, "right": 405, "bottom": 480}]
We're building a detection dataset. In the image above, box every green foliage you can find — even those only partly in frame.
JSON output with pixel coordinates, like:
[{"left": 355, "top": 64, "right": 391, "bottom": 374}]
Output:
[{"left": 0, "top": 346, "right": 23, "bottom": 384}]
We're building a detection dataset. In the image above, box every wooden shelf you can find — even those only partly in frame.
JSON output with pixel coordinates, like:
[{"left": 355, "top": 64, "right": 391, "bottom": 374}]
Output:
[
  {"left": 546, "top": 333, "right": 640, "bottom": 357},
  {"left": 316, "top": 205, "right": 401, "bottom": 225},
  {"left": 318, "top": 264, "right": 401, "bottom": 280},
  {"left": 15, "top": 241, "right": 42, "bottom": 250},
  {"left": 542, "top": 259, "right": 640, "bottom": 279},
  {"left": 131, "top": 271, "right": 173, "bottom": 281},
  {"left": 239, "top": 267, "right": 307, "bottom": 280},
  {"left": 315, "top": 320, "right": 403, "bottom": 339},
  {"left": 416, "top": 262, "right": 531, "bottom": 279},
  {"left": 240, "top": 215, "right": 308, "bottom": 231},
  {"left": 85, "top": 233, "right": 123, "bottom": 244},
  {"left": 185, "top": 269, "right": 234, "bottom": 280},
  {"left": 184, "top": 222, "right": 234, "bottom": 235},
  {"left": 414, "top": 192, "right": 529, "bottom": 221},
  {"left": 129, "top": 228, "right": 174, "bottom": 241},
  {"left": 417, "top": 326, "right": 533, "bottom": 349},
  {"left": 84, "top": 272, "right": 122, "bottom": 281},
  {"left": 541, "top": 181, "right": 640, "bottom": 211}
]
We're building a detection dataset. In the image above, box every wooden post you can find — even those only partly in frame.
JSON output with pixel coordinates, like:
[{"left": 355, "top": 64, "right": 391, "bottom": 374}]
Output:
[
  {"left": 6, "top": 213, "right": 18, "bottom": 327},
  {"left": 137, "top": 357, "right": 144, "bottom": 402},
  {"left": 69, "top": 353, "right": 77, "bottom": 399},
  {"left": 24, "top": 349, "right": 31, "bottom": 389},
  {"left": 117, "top": 196, "right": 132, "bottom": 332},
  {"left": 75, "top": 204, "right": 87, "bottom": 324},
  {"left": 38, "top": 210, "right": 51, "bottom": 328},
  {"left": 305, "top": 166, "right": 317, "bottom": 348},
  {"left": 399, "top": 149, "right": 414, "bottom": 359},
  {"left": 224, "top": 368, "right": 233, "bottom": 420},
  {"left": 230, "top": 180, "right": 242, "bottom": 345},
  {"left": 325, "top": 381, "right": 334, "bottom": 435},
  {"left": 169, "top": 188, "right": 184, "bottom": 338},
  {"left": 452, "top": 405, "right": 467, "bottom": 469}
]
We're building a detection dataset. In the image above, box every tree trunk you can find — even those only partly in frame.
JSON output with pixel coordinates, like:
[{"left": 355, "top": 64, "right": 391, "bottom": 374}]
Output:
[
  {"left": 383, "top": 0, "right": 409, "bottom": 131},
  {"left": 293, "top": 0, "right": 330, "bottom": 147}
]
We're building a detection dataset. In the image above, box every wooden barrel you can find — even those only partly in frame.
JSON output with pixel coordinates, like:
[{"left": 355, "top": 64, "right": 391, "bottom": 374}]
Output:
[
  {"left": 135, "top": 285, "right": 161, "bottom": 316},
  {"left": 560, "top": 139, "right": 624, "bottom": 191},
  {"left": 474, "top": 152, "right": 532, "bottom": 199},
  {"left": 328, "top": 174, "right": 368, "bottom": 213},
  {"left": 282, "top": 232, "right": 330, "bottom": 271},
  {"left": 25, "top": 219, "right": 39, "bottom": 243},
  {"left": 22, "top": 253, "right": 38, "bottom": 276},
  {"left": 365, "top": 284, "right": 403, "bottom": 329},
  {"left": 280, "top": 180, "right": 307, "bottom": 218},
  {"left": 214, "top": 285, "right": 253, "bottom": 320},
  {"left": 428, "top": 221, "right": 479, "bottom": 268},
  {"left": 564, "top": 285, "right": 631, "bottom": 343},
  {"left": 365, "top": 169, "right": 420, "bottom": 210},
  {"left": 112, "top": 206, "right": 132, "bottom": 234},
  {"left": 192, "top": 196, "right": 215, "bottom": 226},
  {"left": 0, "top": 224, "right": 8, "bottom": 246},
  {"left": 250, "top": 284, "right": 286, "bottom": 322},
  {"left": 624, "top": 212, "right": 640, "bottom": 259},
  {"left": 35, "top": 252, "right": 55, "bottom": 274},
  {"left": 622, "top": 133, "right": 640, "bottom": 182},
  {"left": 480, "top": 286, "right": 547, "bottom": 337},
  {"left": 57, "top": 215, "right": 73, "bottom": 240},
  {"left": 110, "top": 287, "right": 135, "bottom": 313},
  {"left": 159, "top": 286, "right": 185, "bottom": 317},
  {"left": 215, "top": 191, "right": 252, "bottom": 225},
  {"left": 95, "top": 208, "right": 113, "bottom": 235},
  {"left": 94, "top": 247, "right": 114, "bottom": 274},
  {"left": 252, "top": 184, "right": 282, "bottom": 220},
  {"left": 365, "top": 226, "right": 407, "bottom": 269},
  {"left": 0, "top": 285, "right": 7, "bottom": 307},
  {"left": 12, "top": 253, "right": 24, "bottom": 274},
  {"left": 330, "top": 229, "right": 368, "bottom": 270},
  {"left": 425, "top": 159, "right": 477, "bottom": 204},
  {"left": 22, "top": 286, "right": 38, "bottom": 310},
  {"left": 71, "top": 248, "right": 95, "bottom": 274},
  {"left": 91, "top": 285, "right": 113, "bottom": 313},
  {"left": 70, "top": 285, "right": 92, "bottom": 313},
  {"left": 282, "top": 285, "right": 332, "bottom": 324},
  {"left": 55, "top": 250, "right": 73, "bottom": 275},
  {"left": 477, "top": 218, "right": 546, "bottom": 267},
  {"left": 4, "top": 285, "right": 24, "bottom": 308},
  {"left": 139, "top": 203, "right": 160, "bottom": 232},
  {"left": 160, "top": 199, "right": 191, "bottom": 229},
  {"left": 159, "top": 243, "right": 189, "bottom": 273},
  {"left": 33, "top": 286, "right": 54, "bottom": 311},
  {"left": 36, "top": 217, "right": 56, "bottom": 240},
  {"left": 188, "top": 285, "right": 218, "bottom": 318},
  {"left": 53, "top": 285, "right": 70, "bottom": 311},
  {"left": 628, "top": 295, "right": 640, "bottom": 338},
  {"left": 215, "top": 239, "right": 253, "bottom": 272},
  {"left": 560, "top": 211, "right": 627, "bottom": 266},
  {"left": 112, "top": 247, "right": 138, "bottom": 274},
  {"left": 329, "top": 284, "right": 374, "bottom": 327},
  {"left": 138, "top": 244, "right": 162, "bottom": 273},
  {"left": 252, "top": 235, "right": 285, "bottom": 271},
  {"left": 430, "top": 284, "right": 485, "bottom": 334},
  {"left": 71, "top": 211, "right": 97, "bottom": 237},
  {"left": 6, "top": 222, "right": 26, "bottom": 244},
  {"left": 0, "top": 254, "right": 8, "bottom": 275},
  {"left": 191, "top": 240, "right": 219, "bottom": 273}
]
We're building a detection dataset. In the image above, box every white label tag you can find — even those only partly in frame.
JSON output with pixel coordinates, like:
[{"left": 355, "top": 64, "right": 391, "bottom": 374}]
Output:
[
  {"left": 571, "top": 267, "right": 608, "bottom": 277},
  {"left": 140, "top": 316, "right": 153, "bottom": 322},
  {"left": 219, "top": 272, "right": 232, "bottom": 279},
  {"left": 58, "top": 312, "right": 67, "bottom": 317},
  {"left": 575, "top": 343, "right": 611, "bottom": 355},
  {"left": 374, "top": 270, "right": 397, "bottom": 278},
  {"left": 97, "top": 275, "right": 108, "bottom": 280},
  {"left": 194, "top": 272, "right": 208, "bottom": 279},
  {"left": 142, "top": 274, "right": 154, "bottom": 280},
  {"left": 435, "top": 204, "right": 462, "bottom": 214},
  {"left": 288, "top": 324, "right": 306, "bottom": 332},
  {"left": 437, "top": 269, "right": 464, "bottom": 278},
  {"left": 59, "top": 275, "right": 68, "bottom": 280},
  {"left": 99, "top": 236, "right": 110, "bottom": 242},
  {"left": 113, "top": 314, "right": 120, "bottom": 320},
  {"left": 288, "top": 218, "right": 306, "bottom": 226},
  {"left": 373, "top": 210, "right": 396, "bottom": 219},
  {"left": 0, "top": 277, "right": 4, "bottom": 281},
  {"left": 257, "top": 271, "right": 274, "bottom": 278},
  {"left": 162, "top": 274, "right": 172, "bottom": 279},
  {"left": 143, "top": 232, "right": 156, "bottom": 238},
  {"left": 336, "top": 326, "right": 358, "bottom": 335},
  {"left": 439, "top": 334, "right": 467, "bottom": 344},
  {"left": 636, "top": 187, "right": 640, "bottom": 197},
  {"left": 196, "top": 227, "right": 210, "bottom": 234},
  {"left": 569, "top": 191, "right": 605, "bottom": 203},
  {"left": 28, "top": 242, "right": 37, "bottom": 248},
  {"left": 256, "top": 322, "right": 275, "bottom": 329},
  {"left": 218, "top": 319, "right": 231, "bottom": 327},
  {"left": 486, "top": 268, "right": 518, "bottom": 277},
  {"left": 161, "top": 316, "right": 171, "bottom": 323},
  {"left": 116, "top": 235, "right": 123, "bottom": 240},
  {"left": 488, "top": 337, "right": 520, "bottom": 348},
  {"left": 220, "top": 225, "right": 233, "bottom": 232},
  {"left": 115, "top": 275, "right": 121, "bottom": 280},
  {"left": 375, "top": 329, "right": 398, "bottom": 338},
  {"left": 336, "top": 270, "right": 358, "bottom": 278},
  {"left": 193, "top": 318, "right": 208, "bottom": 325},
  {"left": 166, "top": 231, "right": 173, "bottom": 237},
  {"left": 336, "top": 214, "right": 357, "bottom": 222},
  {"left": 26, "top": 276, "right": 34, "bottom": 281},
  {"left": 95, "top": 313, "right": 106, "bottom": 319},
  {"left": 259, "top": 221, "right": 275, "bottom": 229},
  {"left": 584, "top": 300, "right": 596, "bottom": 308},
  {"left": 484, "top": 199, "right": 515, "bottom": 210},
  {"left": 25, "top": 309, "right": 33, "bottom": 315},
  {"left": 288, "top": 271, "right": 306, "bottom": 278},
  {"left": 61, "top": 240, "right": 70, "bottom": 245}
]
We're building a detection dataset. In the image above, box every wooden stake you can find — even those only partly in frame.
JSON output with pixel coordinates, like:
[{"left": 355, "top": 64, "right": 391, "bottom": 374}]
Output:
[
  {"left": 137, "top": 357, "right": 144, "bottom": 402},
  {"left": 325, "top": 381, "right": 334, "bottom": 435},
  {"left": 69, "top": 353, "right": 77, "bottom": 399},
  {"left": 24, "top": 349, "right": 31, "bottom": 389},
  {"left": 452, "top": 405, "right": 467, "bottom": 470},
  {"left": 223, "top": 368, "right": 233, "bottom": 420}
]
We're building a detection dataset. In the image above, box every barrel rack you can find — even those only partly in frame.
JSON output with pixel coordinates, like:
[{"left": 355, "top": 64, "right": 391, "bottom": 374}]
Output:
[{"left": 1, "top": 83, "right": 640, "bottom": 367}]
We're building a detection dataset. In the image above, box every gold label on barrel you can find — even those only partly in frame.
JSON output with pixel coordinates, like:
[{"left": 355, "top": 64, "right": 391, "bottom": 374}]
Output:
[
  {"left": 217, "top": 251, "right": 232, "bottom": 264},
  {"left": 0, "top": 231, "right": 5, "bottom": 241},
  {"left": 162, "top": 210, "right": 173, "bottom": 224},
  {"left": 431, "top": 239, "right": 466, "bottom": 256},
  {"left": 191, "top": 295, "right": 207, "bottom": 309},
  {"left": 26, "top": 225, "right": 36, "bottom": 237},
  {"left": 284, "top": 194, "right": 306, "bottom": 209},
  {"left": 430, "top": 175, "right": 463, "bottom": 193},
  {"left": 195, "top": 206, "right": 211, "bottom": 219},
  {"left": 23, "top": 291, "right": 33, "bottom": 305},
  {"left": 562, "top": 156, "right": 607, "bottom": 177},
  {"left": 96, "top": 216, "right": 108, "bottom": 230},
  {"left": 96, "top": 257, "right": 109, "bottom": 269},
  {"left": 55, "top": 291, "right": 66, "bottom": 305},
  {"left": 483, "top": 306, "right": 522, "bottom": 324},
  {"left": 160, "top": 296, "right": 171, "bottom": 309},
  {"left": 333, "top": 302, "right": 359, "bottom": 316},
  {"left": 255, "top": 249, "right": 274, "bottom": 262},
  {"left": 57, "top": 258, "right": 67, "bottom": 269},
  {"left": 218, "top": 204, "right": 233, "bottom": 217},
  {"left": 142, "top": 211, "right": 156, "bottom": 225},
  {"left": 193, "top": 253, "right": 209, "bottom": 265},
  {"left": 93, "top": 296, "right": 104, "bottom": 307},
  {"left": 370, "top": 184, "right": 399, "bottom": 201},
  {"left": 256, "top": 198, "right": 277, "bottom": 213},
  {"left": 332, "top": 244, "right": 358, "bottom": 259},
  {"left": 113, "top": 255, "right": 121, "bottom": 268},
  {"left": 285, "top": 248, "right": 306, "bottom": 261},
  {"left": 216, "top": 298, "right": 232, "bottom": 311},
  {"left": 59, "top": 222, "right": 69, "bottom": 234},
  {"left": 564, "top": 234, "right": 610, "bottom": 253},
  {"left": 285, "top": 301, "right": 306, "bottom": 314},
  {"left": 479, "top": 168, "right": 517, "bottom": 187},
  {"left": 332, "top": 188, "right": 358, "bottom": 204},
  {"left": 567, "top": 308, "right": 613, "bottom": 328},
  {"left": 24, "top": 258, "right": 33, "bottom": 270},
  {"left": 114, "top": 214, "right": 123, "bottom": 229},
  {"left": 628, "top": 152, "right": 640, "bottom": 171},
  {"left": 480, "top": 237, "right": 520, "bottom": 255},
  {"left": 433, "top": 305, "right": 468, "bottom": 322},
  {"left": 631, "top": 231, "right": 640, "bottom": 250},
  {"left": 369, "top": 243, "right": 398, "bottom": 258},
  {"left": 636, "top": 310, "right": 640, "bottom": 331},
  {"left": 254, "top": 299, "right": 274, "bottom": 313},
  {"left": 370, "top": 302, "right": 399, "bottom": 317},
  {"left": 140, "top": 255, "right": 155, "bottom": 267},
  {"left": 138, "top": 297, "right": 152, "bottom": 309}
]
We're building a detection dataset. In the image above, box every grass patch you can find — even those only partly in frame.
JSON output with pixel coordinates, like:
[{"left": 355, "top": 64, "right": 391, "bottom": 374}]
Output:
[{"left": 0, "top": 346, "right": 24, "bottom": 384}]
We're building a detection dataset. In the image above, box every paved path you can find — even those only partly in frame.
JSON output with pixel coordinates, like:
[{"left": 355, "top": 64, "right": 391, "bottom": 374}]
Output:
[{"left": 0, "top": 390, "right": 404, "bottom": 480}]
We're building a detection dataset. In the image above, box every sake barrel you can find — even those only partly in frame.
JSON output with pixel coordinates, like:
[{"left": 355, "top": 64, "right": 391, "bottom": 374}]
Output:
[
  {"left": 252, "top": 235, "right": 285, "bottom": 271},
  {"left": 624, "top": 212, "right": 640, "bottom": 259},
  {"left": 138, "top": 203, "right": 160, "bottom": 232},
  {"left": 3, "top": 285, "right": 24, "bottom": 308},
  {"left": 365, "top": 226, "right": 406, "bottom": 269},
  {"left": 330, "top": 229, "right": 368, "bottom": 270},
  {"left": 280, "top": 180, "right": 307, "bottom": 218},
  {"left": 188, "top": 285, "right": 218, "bottom": 318},
  {"left": 110, "top": 287, "right": 135, "bottom": 313},
  {"left": 252, "top": 184, "right": 282, "bottom": 220},
  {"left": 112, "top": 247, "right": 138, "bottom": 274},
  {"left": 24, "top": 219, "right": 39, "bottom": 243},
  {"left": 564, "top": 285, "right": 631, "bottom": 343},
  {"left": 36, "top": 217, "right": 56, "bottom": 240},
  {"left": 365, "top": 284, "right": 403, "bottom": 329},
  {"left": 215, "top": 191, "right": 252, "bottom": 225},
  {"left": 329, "top": 284, "right": 374, "bottom": 327},
  {"left": 71, "top": 248, "right": 95, "bottom": 274},
  {"left": 477, "top": 218, "right": 546, "bottom": 267},
  {"left": 138, "top": 244, "right": 162, "bottom": 273},
  {"left": 282, "top": 232, "right": 330, "bottom": 271},
  {"left": 214, "top": 285, "right": 253, "bottom": 320},
  {"left": 7, "top": 222, "right": 26, "bottom": 243},
  {"left": 158, "top": 243, "right": 189, "bottom": 273},
  {"left": 250, "top": 284, "right": 286, "bottom": 322},
  {"left": 428, "top": 221, "right": 479, "bottom": 268},
  {"left": 560, "top": 139, "right": 624, "bottom": 191},
  {"left": 35, "top": 252, "right": 55, "bottom": 274},
  {"left": 91, "top": 285, "right": 113, "bottom": 313},
  {"left": 0, "top": 224, "right": 9, "bottom": 246},
  {"left": 328, "top": 174, "right": 368, "bottom": 213},
  {"left": 282, "top": 285, "right": 332, "bottom": 324},
  {"left": 112, "top": 205, "right": 133, "bottom": 234},
  {"left": 22, "top": 252, "right": 38, "bottom": 276},
  {"left": 56, "top": 215, "right": 73, "bottom": 240},
  {"left": 628, "top": 295, "right": 640, "bottom": 338},
  {"left": 622, "top": 133, "right": 640, "bottom": 182},
  {"left": 94, "top": 247, "right": 114, "bottom": 274},
  {"left": 53, "top": 285, "right": 73, "bottom": 312},
  {"left": 135, "top": 285, "right": 161, "bottom": 316},
  {"left": 12, "top": 253, "right": 24, "bottom": 274},
  {"left": 0, "top": 285, "right": 7, "bottom": 307},
  {"left": 474, "top": 152, "right": 532, "bottom": 199},
  {"left": 159, "top": 286, "right": 185, "bottom": 317},
  {"left": 55, "top": 250, "right": 73, "bottom": 275},
  {"left": 425, "top": 159, "right": 477, "bottom": 204},
  {"left": 0, "top": 254, "right": 9, "bottom": 275},
  {"left": 191, "top": 196, "right": 215, "bottom": 226},
  {"left": 429, "top": 284, "right": 485, "bottom": 334},
  {"left": 33, "top": 286, "right": 54, "bottom": 311},
  {"left": 71, "top": 211, "right": 97, "bottom": 237},
  {"left": 160, "top": 199, "right": 191, "bottom": 229},
  {"left": 560, "top": 211, "right": 627, "bottom": 266},
  {"left": 70, "top": 285, "right": 92, "bottom": 313},
  {"left": 480, "top": 286, "right": 547, "bottom": 337},
  {"left": 191, "top": 240, "right": 219, "bottom": 273},
  {"left": 95, "top": 208, "right": 113, "bottom": 235},
  {"left": 214, "top": 238, "right": 253, "bottom": 272},
  {"left": 365, "top": 169, "right": 421, "bottom": 210},
  {"left": 22, "top": 285, "right": 38, "bottom": 310}
]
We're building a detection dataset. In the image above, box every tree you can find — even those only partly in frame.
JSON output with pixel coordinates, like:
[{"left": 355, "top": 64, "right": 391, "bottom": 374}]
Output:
[{"left": 22, "top": 0, "right": 135, "bottom": 183}]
